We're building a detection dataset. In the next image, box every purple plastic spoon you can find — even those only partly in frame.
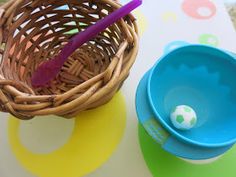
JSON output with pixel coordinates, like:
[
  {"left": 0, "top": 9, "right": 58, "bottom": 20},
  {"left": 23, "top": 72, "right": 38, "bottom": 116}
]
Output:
[{"left": 31, "top": 0, "right": 142, "bottom": 87}]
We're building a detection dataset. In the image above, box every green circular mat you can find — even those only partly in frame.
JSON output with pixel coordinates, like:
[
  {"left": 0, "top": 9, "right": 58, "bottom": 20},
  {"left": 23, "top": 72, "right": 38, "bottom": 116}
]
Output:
[{"left": 138, "top": 124, "right": 236, "bottom": 177}]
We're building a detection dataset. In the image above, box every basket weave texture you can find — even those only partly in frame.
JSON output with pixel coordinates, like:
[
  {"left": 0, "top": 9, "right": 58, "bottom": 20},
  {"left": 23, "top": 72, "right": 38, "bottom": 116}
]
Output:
[{"left": 0, "top": 0, "right": 139, "bottom": 119}]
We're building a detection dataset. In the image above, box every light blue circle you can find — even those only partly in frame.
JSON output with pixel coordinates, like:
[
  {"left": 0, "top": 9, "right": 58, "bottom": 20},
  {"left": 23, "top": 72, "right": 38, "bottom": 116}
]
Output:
[{"left": 164, "top": 41, "right": 189, "bottom": 54}]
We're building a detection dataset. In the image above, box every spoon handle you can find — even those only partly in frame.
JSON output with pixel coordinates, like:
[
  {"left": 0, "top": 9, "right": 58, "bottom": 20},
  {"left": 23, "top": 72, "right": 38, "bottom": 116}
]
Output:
[{"left": 58, "top": 0, "right": 142, "bottom": 63}]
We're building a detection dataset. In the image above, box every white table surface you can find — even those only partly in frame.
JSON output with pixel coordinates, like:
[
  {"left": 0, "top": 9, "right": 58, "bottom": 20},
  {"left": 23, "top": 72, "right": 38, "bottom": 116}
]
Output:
[{"left": 0, "top": 0, "right": 235, "bottom": 177}]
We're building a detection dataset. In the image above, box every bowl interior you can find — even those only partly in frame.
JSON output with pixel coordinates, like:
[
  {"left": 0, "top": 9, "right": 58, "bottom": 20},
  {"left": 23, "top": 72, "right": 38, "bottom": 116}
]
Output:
[{"left": 149, "top": 45, "right": 236, "bottom": 146}]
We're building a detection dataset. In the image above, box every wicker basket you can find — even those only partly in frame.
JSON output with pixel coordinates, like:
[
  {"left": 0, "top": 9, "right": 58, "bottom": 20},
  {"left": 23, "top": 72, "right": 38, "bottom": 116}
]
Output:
[{"left": 0, "top": 0, "right": 139, "bottom": 119}]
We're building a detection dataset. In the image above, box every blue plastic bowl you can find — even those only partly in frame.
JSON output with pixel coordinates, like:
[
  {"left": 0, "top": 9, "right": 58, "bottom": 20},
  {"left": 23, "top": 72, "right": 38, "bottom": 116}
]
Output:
[{"left": 136, "top": 45, "right": 236, "bottom": 160}]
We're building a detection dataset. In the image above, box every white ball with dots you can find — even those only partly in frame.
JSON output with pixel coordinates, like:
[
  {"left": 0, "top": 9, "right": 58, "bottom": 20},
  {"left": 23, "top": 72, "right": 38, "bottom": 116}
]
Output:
[{"left": 170, "top": 105, "right": 197, "bottom": 130}]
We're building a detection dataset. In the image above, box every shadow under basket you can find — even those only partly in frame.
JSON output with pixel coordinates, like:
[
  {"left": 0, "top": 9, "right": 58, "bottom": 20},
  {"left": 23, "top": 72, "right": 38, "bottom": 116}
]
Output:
[{"left": 0, "top": 0, "right": 139, "bottom": 119}]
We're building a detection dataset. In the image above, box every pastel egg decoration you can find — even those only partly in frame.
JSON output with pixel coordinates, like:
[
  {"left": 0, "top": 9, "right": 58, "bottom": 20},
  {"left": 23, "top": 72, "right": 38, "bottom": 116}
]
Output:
[
  {"left": 161, "top": 12, "right": 177, "bottom": 22},
  {"left": 170, "top": 105, "right": 197, "bottom": 130},
  {"left": 133, "top": 10, "right": 148, "bottom": 36},
  {"left": 199, "top": 34, "right": 219, "bottom": 47},
  {"left": 182, "top": 0, "right": 216, "bottom": 19}
]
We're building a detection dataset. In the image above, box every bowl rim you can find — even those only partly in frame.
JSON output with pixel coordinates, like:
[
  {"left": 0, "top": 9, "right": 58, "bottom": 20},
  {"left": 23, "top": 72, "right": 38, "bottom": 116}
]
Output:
[{"left": 147, "top": 44, "right": 236, "bottom": 148}]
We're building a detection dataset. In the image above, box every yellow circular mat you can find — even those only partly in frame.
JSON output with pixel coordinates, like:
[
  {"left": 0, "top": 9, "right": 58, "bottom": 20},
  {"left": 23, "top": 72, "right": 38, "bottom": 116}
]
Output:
[{"left": 8, "top": 92, "right": 126, "bottom": 177}]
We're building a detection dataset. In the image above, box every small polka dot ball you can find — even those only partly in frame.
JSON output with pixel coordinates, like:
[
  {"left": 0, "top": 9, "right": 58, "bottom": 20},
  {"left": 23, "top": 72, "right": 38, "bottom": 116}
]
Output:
[{"left": 170, "top": 105, "right": 197, "bottom": 130}]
